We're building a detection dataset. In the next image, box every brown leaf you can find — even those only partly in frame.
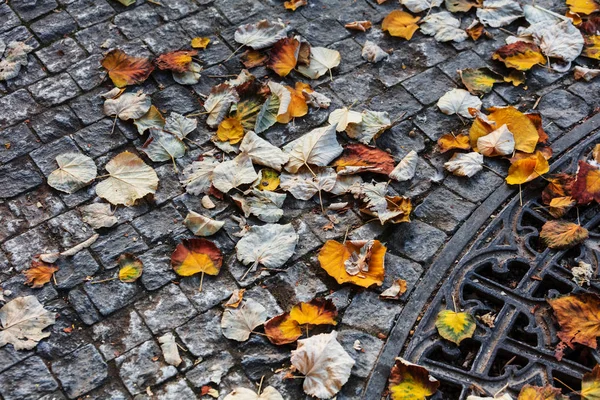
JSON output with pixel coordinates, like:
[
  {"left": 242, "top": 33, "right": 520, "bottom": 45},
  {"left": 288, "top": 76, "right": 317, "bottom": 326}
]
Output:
[
  {"left": 101, "top": 49, "right": 154, "bottom": 88},
  {"left": 155, "top": 50, "right": 198, "bottom": 73},
  {"left": 345, "top": 21, "right": 373, "bottom": 32},
  {"left": 549, "top": 293, "right": 600, "bottom": 349},
  {"left": 24, "top": 261, "right": 58, "bottom": 288},
  {"left": 333, "top": 143, "right": 395, "bottom": 175},
  {"left": 540, "top": 220, "right": 588, "bottom": 249}
]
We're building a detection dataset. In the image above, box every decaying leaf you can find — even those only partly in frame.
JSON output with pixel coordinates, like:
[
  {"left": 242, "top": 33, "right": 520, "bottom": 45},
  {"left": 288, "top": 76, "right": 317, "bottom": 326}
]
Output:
[
  {"left": 459, "top": 68, "right": 505, "bottom": 95},
  {"left": 212, "top": 152, "right": 258, "bottom": 193},
  {"left": 548, "top": 293, "right": 600, "bottom": 349},
  {"left": 24, "top": 261, "right": 58, "bottom": 289},
  {"left": 221, "top": 298, "right": 268, "bottom": 342},
  {"left": 104, "top": 92, "right": 152, "bottom": 121},
  {"left": 438, "top": 133, "right": 471, "bottom": 153},
  {"left": 345, "top": 110, "right": 392, "bottom": 144},
  {"left": 572, "top": 161, "right": 600, "bottom": 204},
  {"left": 581, "top": 364, "right": 600, "bottom": 399},
  {"left": 239, "top": 130, "right": 289, "bottom": 171},
  {"left": 158, "top": 332, "right": 182, "bottom": 367},
  {"left": 345, "top": 21, "right": 373, "bottom": 32},
  {"left": 180, "top": 157, "right": 219, "bottom": 196},
  {"left": 362, "top": 40, "right": 389, "bottom": 63},
  {"left": 401, "top": 0, "right": 443, "bottom": 13},
  {"left": 437, "top": 88, "right": 482, "bottom": 118},
  {"left": 96, "top": 152, "right": 159, "bottom": 206},
  {"left": 506, "top": 151, "right": 549, "bottom": 185},
  {"left": 477, "top": 124, "right": 515, "bottom": 157},
  {"left": 224, "top": 386, "right": 284, "bottom": 400},
  {"left": 390, "top": 150, "right": 419, "bottom": 182},
  {"left": 255, "top": 168, "right": 280, "bottom": 191},
  {"left": 477, "top": 0, "right": 523, "bottom": 27},
  {"left": 420, "top": 12, "right": 468, "bottom": 43},
  {"left": 540, "top": 220, "right": 588, "bottom": 249},
  {"left": 548, "top": 196, "right": 575, "bottom": 218},
  {"left": 517, "top": 384, "right": 567, "bottom": 400},
  {"left": 232, "top": 189, "right": 286, "bottom": 222},
  {"left": 184, "top": 211, "right": 224, "bottom": 236},
  {"left": 47, "top": 153, "right": 97, "bottom": 194},
  {"left": 204, "top": 84, "right": 240, "bottom": 128},
  {"left": 334, "top": 144, "right": 395, "bottom": 175},
  {"left": 0, "top": 296, "right": 56, "bottom": 350},
  {"left": 444, "top": 152, "right": 484, "bottom": 177},
  {"left": 38, "top": 234, "right": 99, "bottom": 264},
  {"left": 224, "top": 289, "right": 246, "bottom": 308},
  {"left": 79, "top": 203, "right": 118, "bottom": 229},
  {"left": 284, "top": 0, "right": 307, "bottom": 10},
  {"left": 101, "top": 49, "right": 154, "bottom": 87},
  {"left": 134, "top": 105, "right": 165, "bottom": 134},
  {"left": 382, "top": 10, "right": 421, "bottom": 40},
  {"left": 0, "top": 40, "right": 33, "bottom": 81},
  {"left": 290, "top": 332, "right": 355, "bottom": 399},
  {"left": 171, "top": 238, "right": 223, "bottom": 278},
  {"left": 142, "top": 129, "right": 186, "bottom": 165},
  {"left": 297, "top": 46, "right": 341, "bottom": 79},
  {"left": 234, "top": 20, "right": 288, "bottom": 50},
  {"left": 380, "top": 279, "right": 408, "bottom": 299},
  {"left": 117, "top": 253, "right": 143, "bottom": 283},
  {"left": 318, "top": 240, "right": 386, "bottom": 287},
  {"left": 574, "top": 66, "right": 600, "bottom": 81},
  {"left": 351, "top": 182, "right": 412, "bottom": 224},
  {"left": 492, "top": 42, "right": 546, "bottom": 71},
  {"left": 255, "top": 95, "right": 280, "bottom": 134},
  {"left": 435, "top": 310, "right": 476, "bottom": 345},
  {"left": 388, "top": 358, "right": 440, "bottom": 400},
  {"left": 155, "top": 50, "right": 198, "bottom": 73},
  {"left": 164, "top": 112, "right": 197, "bottom": 140},
  {"left": 289, "top": 298, "right": 338, "bottom": 327},
  {"left": 236, "top": 224, "right": 298, "bottom": 273},
  {"left": 283, "top": 124, "right": 343, "bottom": 173},
  {"left": 446, "top": 0, "right": 482, "bottom": 13},
  {"left": 279, "top": 167, "right": 337, "bottom": 200}
]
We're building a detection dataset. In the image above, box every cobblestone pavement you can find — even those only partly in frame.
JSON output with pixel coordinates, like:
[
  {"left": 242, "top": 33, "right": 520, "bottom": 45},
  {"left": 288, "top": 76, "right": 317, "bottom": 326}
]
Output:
[{"left": 0, "top": 0, "right": 599, "bottom": 399}]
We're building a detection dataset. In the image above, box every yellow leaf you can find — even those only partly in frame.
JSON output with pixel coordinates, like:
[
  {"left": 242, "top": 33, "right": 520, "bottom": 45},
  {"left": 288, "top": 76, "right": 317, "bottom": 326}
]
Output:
[
  {"left": 504, "top": 70, "right": 526, "bottom": 86},
  {"left": 382, "top": 10, "right": 421, "bottom": 40},
  {"left": 517, "top": 384, "right": 567, "bottom": 400},
  {"left": 435, "top": 310, "right": 476, "bottom": 345},
  {"left": 289, "top": 298, "right": 338, "bottom": 326},
  {"left": 471, "top": 106, "right": 540, "bottom": 153},
  {"left": 548, "top": 196, "right": 575, "bottom": 218},
  {"left": 276, "top": 83, "right": 308, "bottom": 123},
  {"left": 540, "top": 220, "right": 588, "bottom": 249},
  {"left": 191, "top": 37, "right": 210, "bottom": 49},
  {"left": 388, "top": 358, "right": 440, "bottom": 400},
  {"left": 264, "top": 313, "right": 302, "bottom": 345},
  {"left": 256, "top": 169, "right": 280, "bottom": 191},
  {"left": 492, "top": 42, "right": 546, "bottom": 71},
  {"left": 117, "top": 253, "right": 143, "bottom": 283},
  {"left": 506, "top": 151, "right": 549, "bottom": 185},
  {"left": 284, "top": 0, "right": 307, "bottom": 10},
  {"left": 318, "top": 240, "right": 386, "bottom": 287},
  {"left": 582, "top": 364, "right": 600, "bottom": 400},
  {"left": 216, "top": 117, "right": 245, "bottom": 144},
  {"left": 171, "top": 238, "right": 222, "bottom": 277},
  {"left": 567, "top": 0, "right": 600, "bottom": 14},
  {"left": 437, "top": 133, "right": 471, "bottom": 153},
  {"left": 584, "top": 35, "right": 600, "bottom": 60},
  {"left": 268, "top": 37, "right": 300, "bottom": 77},
  {"left": 459, "top": 67, "right": 504, "bottom": 95}
]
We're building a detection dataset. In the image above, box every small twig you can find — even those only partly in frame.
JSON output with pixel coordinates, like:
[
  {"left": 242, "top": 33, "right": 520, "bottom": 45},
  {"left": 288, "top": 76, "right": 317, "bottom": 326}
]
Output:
[
  {"left": 90, "top": 277, "right": 117, "bottom": 284},
  {"left": 110, "top": 115, "right": 118, "bottom": 135},
  {"left": 258, "top": 376, "right": 265, "bottom": 396},
  {"left": 481, "top": 164, "right": 503, "bottom": 178},
  {"left": 553, "top": 377, "right": 577, "bottom": 394},
  {"left": 199, "top": 271, "right": 204, "bottom": 292},
  {"left": 225, "top": 44, "right": 245, "bottom": 62},
  {"left": 240, "top": 260, "right": 258, "bottom": 281}
]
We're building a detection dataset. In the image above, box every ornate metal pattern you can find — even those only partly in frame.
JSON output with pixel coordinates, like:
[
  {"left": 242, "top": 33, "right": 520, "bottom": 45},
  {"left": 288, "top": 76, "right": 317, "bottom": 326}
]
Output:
[{"left": 403, "top": 133, "right": 600, "bottom": 399}]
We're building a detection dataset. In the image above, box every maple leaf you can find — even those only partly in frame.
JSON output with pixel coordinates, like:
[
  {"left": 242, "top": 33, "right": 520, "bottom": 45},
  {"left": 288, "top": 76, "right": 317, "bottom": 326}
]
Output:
[
  {"left": 382, "top": 10, "right": 421, "bottom": 40},
  {"left": 548, "top": 293, "right": 600, "bottom": 349},
  {"left": 24, "top": 261, "right": 58, "bottom": 288},
  {"left": 117, "top": 253, "right": 143, "bottom": 283},
  {"left": 101, "top": 49, "right": 154, "bottom": 88},
  {"left": 572, "top": 161, "right": 600, "bottom": 204},
  {"left": 435, "top": 310, "right": 476, "bottom": 345},
  {"left": 318, "top": 240, "right": 386, "bottom": 287},
  {"left": 540, "top": 220, "right": 588, "bottom": 249},
  {"left": 388, "top": 358, "right": 440, "bottom": 400}
]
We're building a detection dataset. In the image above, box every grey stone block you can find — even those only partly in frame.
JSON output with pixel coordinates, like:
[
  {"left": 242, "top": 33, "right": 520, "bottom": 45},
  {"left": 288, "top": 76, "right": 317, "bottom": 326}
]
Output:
[
  {"left": 92, "top": 309, "right": 152, "bottom": 361},
  {"left": 0, "top": 357, "right": 58, "bottom": 400},
  {"left": 36, "top": 38, "right": 86, "bottom": 73},
  {"left": 0, "top": 157, "right": 43, "bottom": 199},
  {"left": 341, "top": 290, "right": 401, "bottom": 334},
  {"left": 30, "top": 11, "right": 77, "bottom": 43},
  {"left": 135, "top": 284, "right": 198, "bottom": 334},
  {"left": 52, "top": 344, "right": 108, "bottom": 398},
  {"left": 0, "top": 89, "right": 42, "bottom": 129},
  {"left": 387, "top": 219, "right": 447, "bottom": 263},
  {"left": 28, "top": 73, "right": 81, "bottom": 106},
  {"left": 0, "top": 123, "right": 40, "bottom": 165},
  {"left": 90, "top": 224, "right": 148, "bottom": 268}
]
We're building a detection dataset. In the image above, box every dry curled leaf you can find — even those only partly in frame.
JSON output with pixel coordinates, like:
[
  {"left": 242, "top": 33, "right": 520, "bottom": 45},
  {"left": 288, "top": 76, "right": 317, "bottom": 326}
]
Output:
[
  {"left": 158, "top": 332, "right": 182, "bottom": 367},
  {"left": 574, "top": 66, "right": 600, "bottom": 81},
  {"left": 345, "top": 110, "right": 391, "bottom": 145},
  {"left": 517, "top": 384, "right": 567, "bottom": 400},
  {"left": 438, "top": 133, "right": 471, "bottom": 153},
  {"left": 318, "top": 240, "right": 386, "bottom": 287},
  {"left": 0, "top": 296, "right": 56, "bottom": 350},
  {"left": 155, "top": 50, "right": 198, "bottom": 73},
  {"left": 184, "top": 211, "right": 224, "bottom": 237},
  {"left": 548, "top": 293, "right": 600, "bottom": 349},
  {"left": 224, "top": 289, "right": 246, "bottom": 309},
  {"left": 24, "top": 261, "right": 58, "bottom": 289},
  {"left": 0, "top": 40, "right": 33, "bottom": 81},
  {"left": 79, "top": 203, "right": 118, "bottom": 229},
  {"left": 444, "top": 152, "right": 484, "bottom": 177},
  {"left": 350, "top": 182, "right": 412, "bottom": 224},
  {"left": 380, "top": 279, "right": 408, "bottom": 299},
  {"left": 540, "top": 220, "right": 588, "bottom": 249},
  {"left": 101, "top": 49, "right": 154, "bottom": 87},
  {"left": 382, "top": 10, "right": 421, "bottom": 40},
  {"left": 362, "top": 40, "right": 389, "bottom": 63},
  {"left": 234, "top": 20, "right": 288, "bottom": 50},
  {"left": 345, "top": 21, "right": 373, "bottom": 32},
  {"left": 118, "top": 253, "right": 143, "bottom": 283},
  {"left": 284, "top": 0, "right": 307, "bottom": 10}
]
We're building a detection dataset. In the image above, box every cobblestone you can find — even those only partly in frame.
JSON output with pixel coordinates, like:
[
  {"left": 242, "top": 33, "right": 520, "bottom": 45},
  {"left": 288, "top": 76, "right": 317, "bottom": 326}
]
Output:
[
  {"left": 0, "top": 357, "right": 57, "bottom": 400},
  {"left": 51, "top": 344, "right": 108, "bottom": 398}
]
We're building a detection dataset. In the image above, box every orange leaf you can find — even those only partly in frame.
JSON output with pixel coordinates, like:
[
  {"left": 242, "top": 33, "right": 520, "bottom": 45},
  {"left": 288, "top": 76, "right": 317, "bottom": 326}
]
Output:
[
  {"left": 382, "top": 10, "right": 420, "bottom": 40},
  {"left": 517, "top": 384, "right": 567, "bottom": 400},
  {"left": 264, "top": 313, "right": 302, "bottom": 345},
  {"left": 505, "top": 151, "right": 549, "bottom": 185},
  {"left": 388, "top": 359, "right": 440, "bottom": 400},
  {"left": 276, "top": 83, "right": 308, "bottom": 123},
  {"left": 191, "top": 37, "right": 210, "bottom": 49},
  {"left": 284, "top": 0, "right": 307, "bottom": 10},
  {"left": 101, "top": 49, "right": 154, "bottom": 88},
  {"left": 572, "top": 160, "right": 600, "bottom": 204},
  {"left": 540, "top": 220, "right": 588, "bottom": 249},
  {"left": 318, "top": 240, "right": 386, "bottom": 288},
  {"left": 492, "top": 42, "right": 546, "bottom": 71},
  {"left": 333, "top": 143, "right": 395, "bottom": 175},
  {"left": 345, "top": 21, "right": 373, "bottom": 32},
  {"left": 24, "top": 261, "right": 58, "bottom": 288},
  {"left": 268, "top": 37, "right": 300, "bottom": 77},
  {"left": 155, "top": 50, "right": 198, "bottom": 73},
  {"left": 171, "top": 238, "right": 222, "bottom": 277},
  {"left": 289, "top": 298, "right": 338, "bottom": 326},
  {"left": 548, "top": 293, "right": 600, "bottom": 349},
  {"left": 437, "top": 133, "right": 471, "bottom": 153},
  {"left": 241, "top": 50, "right": 269, "bottom": 68},
  {"left": 548, "top": 196, "right": 576, "bottom": 218}
]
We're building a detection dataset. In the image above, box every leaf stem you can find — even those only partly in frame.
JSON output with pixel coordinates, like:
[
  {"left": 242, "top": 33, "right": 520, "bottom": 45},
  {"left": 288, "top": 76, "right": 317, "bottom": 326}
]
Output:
[
  {"left": 199, "top": 271, "right": 204, "bottom": 292},
  {"left": 90, "top": 277, "right": 117, "bottom": 284}
]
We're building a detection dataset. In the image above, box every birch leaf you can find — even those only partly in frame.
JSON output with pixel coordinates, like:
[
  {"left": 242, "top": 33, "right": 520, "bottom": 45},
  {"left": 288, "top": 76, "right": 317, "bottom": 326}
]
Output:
[
  {"left": 96, "top": 151, "right": 159, "bottom": 206},
  {"left": 103, "top": 92, "right": 151, "bottom": 121},
  {"left": 329, "top": 107, "right": 363, "bottom": 132},
  {"left": 141, "top": 129, "right": 186, "bottom": 164},
  {"left": 47, "top": 153, "right": 97, "bottom": 194},
  {"left": 221, "top": 298, "right": 268, "bottom": 341},
  {"left": 239, "top": 131, "right": 289, "bottom": 171},
  {"left": 164, "top": 112, "right": 197, "bottom": 139},
  {"left": 345, "top": 110, "right": 392, "bottom": 144},
  {"left": 437, "top": 88, "right": 482, "bottom": 118},
  {"left": 444, "top": 152, "right": 484, "bottom": 177},
  {"left": 0, "top": 296, "right": 55, "bottom": 350},
  {"left": 212, "top": 152, "right": 258, "bottom": 193},
  {"left": 477, "top": 124, "right": 515, "bottom": 157},
  {"left": 234, "top": 20, "right": 288, "bottom": 50},
  {"left": 390, "top": 150, "right": 418, "bottom": 182},
  {"left": 158, "top": 332, "right": 182, "bottom": 367},
  {"left": 280, "top": 167, "right": 337, "bottom": 200},
  {"left": 180, "top": 158, "right": 219, "bottom": 195},
  {"left": 232, "top": 189, "right": 286, "bottom": 223},
  {"left": 477, "top": 0, "right": 524, "bottom": 28},
  {"left": 205, "top": 84, "right": 240, "bottom": 128},
  {"left": 283, "top": 124, "right": 343, "bottom": 173},
  {"left": 297, "top": 47, "right": 341, "bottom": 79},
  {"left": 290, "top": 332, "right": 355, "bottom": 399},
  {"left": 236, "top": 223, "right": 298, "bottom": 269},
  {"left": 79, "top": 203, "right": 118, "bottom": 229},
  {"left": 421, "top": 12, "right": 468, "bottom": 42},
  {"left": 184, "top": 211, "right": 225, "bottom": 236}
]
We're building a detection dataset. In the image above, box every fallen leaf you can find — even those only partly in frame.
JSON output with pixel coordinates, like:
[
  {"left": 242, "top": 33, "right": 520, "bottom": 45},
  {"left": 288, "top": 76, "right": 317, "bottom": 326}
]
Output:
[
  {"left": 549, "top": 293, "right": 600, "bottom": 349},
  {"left": 289, "top": 298, "right": 338, "bottom": 327},
  {"left": 572, "top": 260, "right": 593, "bottom": 286},
  {"left": 291, "top": 332, "right": 355, "bottom": 399},
  {"left": 345, "top": 21, "right": 373, "bottom": 32},
  {"left": 256, "top": 168, "right": 280, "bottom": 191},
  {"left": 241, "top": 50, "right": 269, "bottom": 68},
  {"left": 216, "top": 117, "right": 245, "bottom": 144},
  {"left": 255, "top": 94, "right": 280, "bottom": 134},
  {"left": 524, "top": 21, "right": 584, "bottom": 64},
  {"left": 345, "top": 110, "right": 392, "bottom": 144},
  {"left": 420, "top": 12, "right": 468, "bottom": 43},
  {"left": 548, "top": 196, "right": 575, "bottom": 218},
  {"left": 224, "top": 289, "right": 246, "bottom": 308},
  {"left": 224, "top": 386, "right": 284, "bottom": 400},
  {"left": 221, "top": 298, "right": 268, "bottom": 341},
  {"left": 572, "top": 161, "right": 600, "bottom": 204},
  {"left": 180, "top": 157, "right": 219, "bottom": 196},
  {"left": 164, "top": 112, "right": 197, "bottom": 140},
  {"left": 204, "top": 84, "right": 240, "bottom": 128},
  {"left": 155, "top": 50, "right": 198, "bottom": 73},
  {"left": 477, "top": 0, "right": 524, "bottom": 27},
  {"left": 459, "top": 67, "right": 505, "bottom": 95},
  {"left": 283, "top": 124, "right": 343, "bottom": 173},
  {"left": 142, "top": 129, "right": 186, "bottom": 165},
  {"left": 401, "top": 0, "right": 443, "bottom": 12},
  {"left": 540, "top": 220, "right": 588, "bottom": 249},
  {"left": 517, "top": 384, "right": 567, "bottom": 400},
  {"left": 468, "top": 395, "right": 513, "bottom": 400},
  {"left": 437, "top": 88, "right": 482, "bottom": 118},
  {"left": 506, "top": 151, "right": 549, "bottom": 185},
  {"left": 465, "top": 20, "right": 488, "bottom": 41},
  {"left": 382, "top": 10, "right": 421, "bottom": 40},
  {"left": 236, "top": 223, "right": 298, "bottom": 276},
  {"left": 24, "top": 261, "right": 58, "bottom": 288},
  {"left": 351, "top": 182, "right": 412, "bottom": 223},
  {"left": 438, "top": 133, "right": 471, "bottom": 153},
  {"left": 542, "top": 173, "right": 575, "bottom": 204},
  {"left": 134, "top": 105, "right": 165, "bottom": 134},
  {"left": 191, "top": 37, "right": 211, "bottom": 49},
  {"left": 284, "top": 0, "right": 307, "bottom": 10},
  {"left": 239, "top": 130, "right": 289, "bottom": 171},
  {"left": 158, "top": 332, "right": 182, "bottom": 367},
  {"left": 583, "top": 35, "right": 600, "bottom": 60},
  {"left": 388, "top": 358, "right": 440, "bottom": 400},
  {"left": 0, "top": 40, "right": 33, "bottom": 81},
  {"left": 477, "top": 124, "right": 515, "bottom": 157},
  {"left": 435, "top": 310, "right": 476, "bottom": 345},
  {"left": 504, "top": 69, "right": 526, "bottom": 86},
  {"left": 104, "top": 92, "right": 152, "bottom": 121},
  {"left": 574, "top": 66, "right": 600, "bottom": 81},
  {"left": 101, "top": 49, "right": 154, "bottom": 87},
  {"left": 362, "top": 40, "right": 389, "bottom": 63},
  {"left": 492, "top": 42, "right": 546, "bottom": 71},
  {"left": 444, "top": 152, "right": 484, "bottom": 177},
  {"left": 171, "top": 238, "right": 223, "bottom": 279},
  {"left": 279, "top": 167, "right": 337, "bottom": 200},
  {"left": 212, "top": 152, "right": 258, "bottom": 193},
  {"left": 232, "top": 189, "right": 286, "bottom": 222},
  {"left": 79, "top": 203, "right": 118, "bottom": 229},
  {"left": 117, "top": 253, "right": 143, "bottom": 283},
  {"left": 184, "top": 211, "right": 224, "bottom": 236},
  {"left": 297, "top": 46, "right": 341, "bottom": 79},
  {"left": 268, "top": 37, "right": 300, "bottom": 77},
  {"left": 333, "top": 143, "right": 395, "bottom": 175},
  {"left": 234, "top": 20, "right": 288, "bottom": 50},
  {"left": 173, "top": 61, "right": 202, "bottom": 85},
  {"left": 96, "top": 151, "right": 159, "bottom": 206},
  {"left": 581, "top": 364, "right": 600, "bottom": 399},
  {"left": 319, "top": 240, "right": 386, "bottom": 287},
  {"left": 232, "top": 99, "right": 263, "bottom": 131},
  {"left": 380, "top": 279, "right": 408, "bottom": 299},
  {"left": 0, "top": 296, "right": 55, "bottom": 350},
  {"left": 275, "top": 84, "right": 308, "bottom": 123},
  {"left": 390, "top": 150, "right": 419, "bottom": 182},
  {"left": 264, "top": 313, "right": 303, "bottom": 345},
  {"left": 47, "top": 153, "right": 97, "bottom": 194},
  {"left": 446, "top": 0, "right": 482, "bottom": 13}
]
